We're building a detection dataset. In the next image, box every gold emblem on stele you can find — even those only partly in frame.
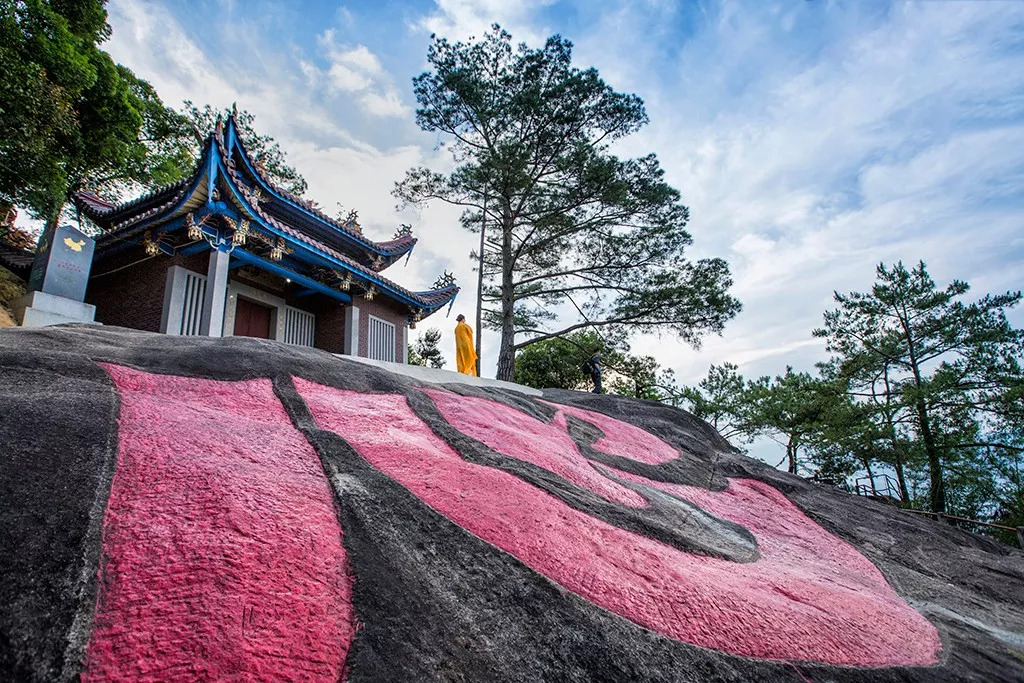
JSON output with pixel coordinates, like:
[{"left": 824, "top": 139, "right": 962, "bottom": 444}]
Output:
[{"left": 64, "top": 237, "right": 85, "bottom": 252}]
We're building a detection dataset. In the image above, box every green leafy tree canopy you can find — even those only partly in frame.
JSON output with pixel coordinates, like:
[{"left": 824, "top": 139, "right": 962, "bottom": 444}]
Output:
[
  {"left": 814, "top": 260, "right": 1023, "bottom": 513},
  {"left": 0, "top": 0, "right": 192, "bottom": 225}
]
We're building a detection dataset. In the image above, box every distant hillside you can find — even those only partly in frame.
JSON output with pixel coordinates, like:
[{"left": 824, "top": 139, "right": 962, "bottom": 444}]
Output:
[{"left": 1, "top": 326, "right": 1021, "bottom": 681}]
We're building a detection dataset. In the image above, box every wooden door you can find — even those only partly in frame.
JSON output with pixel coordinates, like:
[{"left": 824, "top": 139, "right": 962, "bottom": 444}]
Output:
[{"left": 233, "top": 297, "right": 272, "bottom": 339}]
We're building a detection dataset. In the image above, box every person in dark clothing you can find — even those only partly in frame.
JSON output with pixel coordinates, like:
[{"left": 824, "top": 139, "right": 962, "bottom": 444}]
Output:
[{"left": 582, "top": 350, "right": 602, "bottom": 393}]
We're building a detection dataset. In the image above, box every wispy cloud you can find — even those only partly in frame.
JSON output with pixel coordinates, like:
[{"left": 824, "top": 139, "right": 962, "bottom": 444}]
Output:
[
  {"left": 412, "top": 0, "right": 557, "bottom": 43},
  {"left": 318, "top": 31, "right": 411, "bottom": 119}
]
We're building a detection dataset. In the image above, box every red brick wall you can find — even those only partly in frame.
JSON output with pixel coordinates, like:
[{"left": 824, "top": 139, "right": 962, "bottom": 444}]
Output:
[
  {"left": 86, "top": 249, "right": 209, "bottom": 332},
  {"left": 310, "top": 300, "right": 346, "bottom": 354},
  {"left": 86, "top": 246, "right": 360, "bottom": 356},
  {"left": 356, "top": 296, "right": 407, "bottom": 362}
]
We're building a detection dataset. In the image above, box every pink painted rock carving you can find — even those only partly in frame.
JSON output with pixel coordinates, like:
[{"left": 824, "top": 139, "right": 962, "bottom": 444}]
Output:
[
  {"left": 83, "top": 365, "right": 354, "bottom": 681},
  {"left": 296, "top": 379, "right": 941, "bottom": 668}
]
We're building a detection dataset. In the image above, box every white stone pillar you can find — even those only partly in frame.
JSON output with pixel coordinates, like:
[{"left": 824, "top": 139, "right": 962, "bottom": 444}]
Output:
[
  {"left": 344, "top": 304, "right": 360, "bottom": 355},
  {"left": 199, "top": 247, "right": 230, "bottom": 336},
  {"left": 161, "top": 266, "right": 186, "bottom": 334},
  {"left": 400, "top": 323, "right": 409, "bottom": 364}
]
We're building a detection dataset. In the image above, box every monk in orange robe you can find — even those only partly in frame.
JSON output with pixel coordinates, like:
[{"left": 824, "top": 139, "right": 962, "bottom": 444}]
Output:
[{"left": 454, "top": 314, "right": 478, "bottom": 376}]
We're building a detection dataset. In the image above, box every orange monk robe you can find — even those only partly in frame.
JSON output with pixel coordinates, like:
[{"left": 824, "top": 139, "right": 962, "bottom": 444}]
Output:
[{"left": 455, "top": 321, "right": 478, "bottom": 376}]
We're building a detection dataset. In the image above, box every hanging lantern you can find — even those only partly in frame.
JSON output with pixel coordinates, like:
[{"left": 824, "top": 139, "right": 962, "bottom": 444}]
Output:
[
  {"left": 270, "top": 238, "right": 285, "bottom": 262},
  {"left": 363, "top": 284, "right": 376, "bottom": 301},
  {"left": 143, "top": 231, "right": 159, "bottom": 256},
  {"left": 233, "top": 218, "right": 249, "bottom": 245},
  {"left": 186, "top": 213, "right": 202, "bottom": 241},
  {"left": 340, "top": 274, "right": 352, "bottom": 291}
]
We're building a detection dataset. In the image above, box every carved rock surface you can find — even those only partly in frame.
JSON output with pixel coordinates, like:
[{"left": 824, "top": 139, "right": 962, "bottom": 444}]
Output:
[{"left": 1, "top": 326, "right": 1022, "bottom": 682}]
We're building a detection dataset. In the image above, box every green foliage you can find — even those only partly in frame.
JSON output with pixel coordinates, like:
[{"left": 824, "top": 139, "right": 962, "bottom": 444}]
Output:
[
  {"left": 0, "top": 0, "right": 191, "bottom": 223},
  {"left": 815, "top": 260, "right": 1023, "bottom": 514},
  {"left": 0, "top": 1, "right": 304, "bottom": 230},
  {"left": 679, "top": 363, "right": 758, "bottom": 445},
  {"left": 681, "top": 363, "right": 839, "bottom": 469},
  {"left": 607, "top": 354, "right": 672, "bottom": 401},
  {"left": 679, "top": 261, "right": 1023, "bottom": 537},
  {"left": 408, "top": 328, "right": 445, "bottom": 369},
  {"left": 513, "top": 329, "right": 679, "bottom": 400},
  {"left": 514, "top": 330, "right": 612, "bottom": 391},
  {"left": 179, "top": 102, "right": 307, "bottom": 196},
  {"left": 396, "top": 25, "right": 739, "bottom": 380}
]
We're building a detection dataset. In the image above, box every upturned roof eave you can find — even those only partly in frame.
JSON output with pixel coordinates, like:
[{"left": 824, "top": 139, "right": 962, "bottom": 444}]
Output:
[
  {"left": 73, "top": 119, "right": 417, "bottom": 264},
  {"left": 75, "top": 128, "right": 459, "bottom": 314},
  {"left": 214, "top": 154, "right": 458, "bottom": 313},
  {"left": 222, "top": 116, "right": 416, "bottom": 261},
  {"left": 73, "top": 177, "right": 192, "bottom": 227}
]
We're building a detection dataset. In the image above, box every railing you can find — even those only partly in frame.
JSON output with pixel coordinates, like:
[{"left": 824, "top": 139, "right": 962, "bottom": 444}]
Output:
[
  {"left": 283, "top": 306, "right": 315, "bottom": 347},
  {"left": 178, "top": 271, "right": 207, "bottom": 336},
  {"left": 812, "top": 472, "right": 1024, "bottom": 549},
  {"left": 851, "top": 473, "right": 902, "bottom": 501},
  {"left": 843, "top": 473, "right": 901, "bottom": 505},
  {"left": 900, "top": 508, "right": 1024, "bottom": 549}
]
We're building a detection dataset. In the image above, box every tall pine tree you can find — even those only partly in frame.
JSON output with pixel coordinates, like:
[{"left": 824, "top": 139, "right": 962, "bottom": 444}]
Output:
[
  {"left": 395, "top": 26, "right": 739, "bottom": 380},
  {"left": 815, "top": 261, "right": 1023, "bottom": 513}
]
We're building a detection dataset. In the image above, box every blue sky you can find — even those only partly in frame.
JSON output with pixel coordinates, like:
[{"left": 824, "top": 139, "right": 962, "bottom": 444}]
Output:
[{"left": 87, "top": 0, "right": 1024, "bottom": 460}]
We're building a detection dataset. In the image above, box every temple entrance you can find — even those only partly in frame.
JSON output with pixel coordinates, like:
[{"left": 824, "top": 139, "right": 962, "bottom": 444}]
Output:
[{"left": 233, "top": 297, "right": 273, "bottom": 339}]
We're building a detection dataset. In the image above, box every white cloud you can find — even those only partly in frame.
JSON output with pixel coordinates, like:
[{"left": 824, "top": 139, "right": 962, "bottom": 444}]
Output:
[
  {"left": 337, "top": 45, "right": 384, "bottom": 77},
  {"left": 335, "top": 5, "right": 355, "bottom": 29},
  {"left": 317, "top": 32, "right": 410, "bottom": 118},
  {"left": 325, "top": 44, "right": 386, "bottom": 93},
  {"left": 328, "top": 63, "right": 372, "bottom": 92},
  {"left": 412, "top": 0, "right": 555, "bottom": 43},
  {"left": 360, "top": 90, "right": 409, "bottom": 118}
]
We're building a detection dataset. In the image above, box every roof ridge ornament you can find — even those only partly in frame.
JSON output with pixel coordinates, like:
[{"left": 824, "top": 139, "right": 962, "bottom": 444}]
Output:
[
  {"left": 344, "top": 209, "right": 362, "bottom": 234},
  {"left": 394, "top": 223, "right": 413, "bottom": 239},
  {"left": 432, "top": 270, "right": 457, "bottom": 290}
]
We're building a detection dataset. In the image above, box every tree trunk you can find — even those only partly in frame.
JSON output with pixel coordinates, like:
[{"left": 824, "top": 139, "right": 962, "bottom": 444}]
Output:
[
  {"left": 474, "top": 189, "right": 487, "bottom": 376},
  {"left": 893, "top": 452, "right": 910, "bottom": 503},
  {"left": 786, "top": 436, "right": 798, "bottom": 474},
  {"left": 898, "top": 308, "right": 946, "bottom": 513},
  {"left": 863, "top": 458, "right": 877, "bottom": 495},
  {"left": 908, "top": 359, "right": 944, "bottom": 512},
  {"left": 916, "top": 398, "right": 946, "bottom": 513},
  {"left": 881, "top": 368, "right": 911, "bottom": 503},
  {"left": 495, "top": 205, "right": 516, "bottom": 382}
]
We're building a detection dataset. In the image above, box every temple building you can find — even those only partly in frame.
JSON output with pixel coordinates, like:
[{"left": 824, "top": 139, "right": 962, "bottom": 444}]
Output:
[{"left": 72, "top": 116, "right": 458, "bottom": 362}]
